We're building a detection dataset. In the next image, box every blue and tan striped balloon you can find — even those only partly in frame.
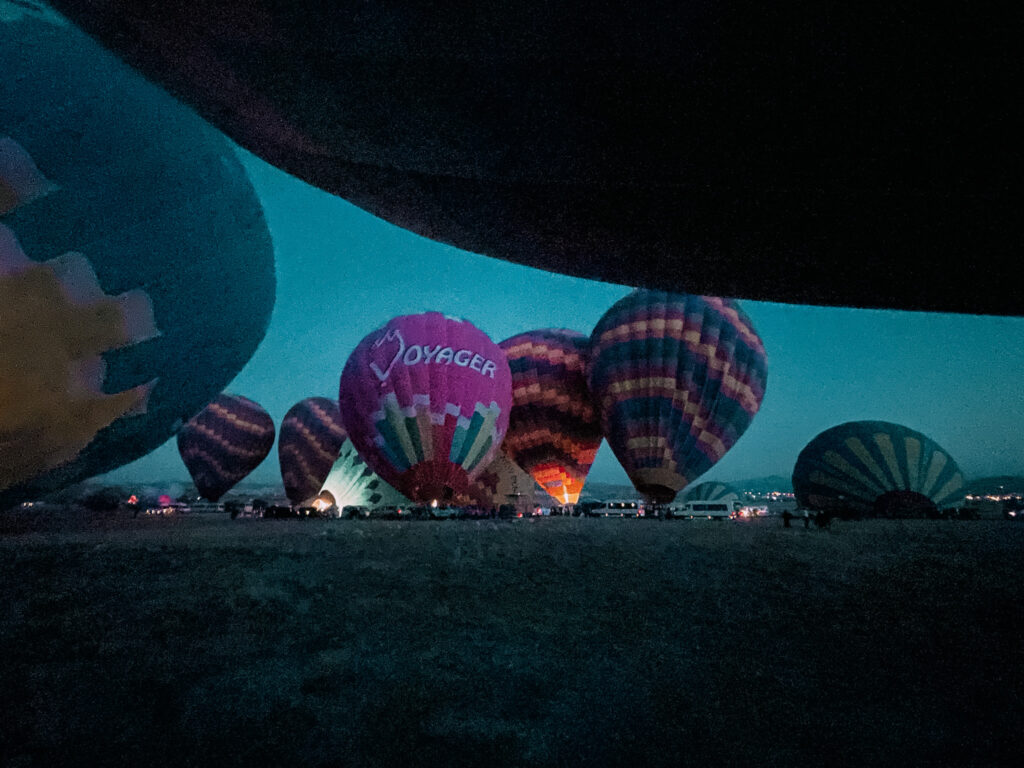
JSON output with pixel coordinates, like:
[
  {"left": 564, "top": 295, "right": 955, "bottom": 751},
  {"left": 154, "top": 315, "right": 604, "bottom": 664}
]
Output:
[
  {"left": 680, "top": 481, "right": 740, "bottom": 505},
  {"left": 588, "top": 289, "right": 768, "bottom": 503},
  {"left": 792, "top": 420, "right": 965, "bottom": 516},
  {"left": 177, "top": 393, "right": 275, "bottom": 501}
]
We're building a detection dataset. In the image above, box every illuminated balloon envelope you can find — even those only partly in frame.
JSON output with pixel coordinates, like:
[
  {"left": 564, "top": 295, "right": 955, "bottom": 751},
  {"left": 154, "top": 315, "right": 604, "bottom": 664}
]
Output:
[
  {"left": 498, "top": 329, "right": 602, "bottom": 505},
  {"left": 278, "top": 397, "right": 348, "bottom": 505},
  {"left": 588, "top": 289, "right": 768, "bottom": 504},
  {"left": 792, "top": 421, "right": 965, "bottom": 517},
  {"left": 338, "top": 312, "right": 512, "bottom": 503},
  {"left": 319, "top": 439, "right": 408, "bottom": 511},
  {"left": 176, "top": 394, "right": 276, "bottom": 502},
  {"left": 0, "top": 11, "right": 275, "bottom": 508}
]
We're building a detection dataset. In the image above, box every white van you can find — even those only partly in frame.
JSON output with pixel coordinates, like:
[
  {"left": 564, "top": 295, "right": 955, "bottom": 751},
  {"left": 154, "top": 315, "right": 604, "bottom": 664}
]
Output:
[
  {"left": 665, "top": 501, "right": 736, "bottom": 520},
  {"left": 586, "top": 500, "right": 644, "bottom": 518}
]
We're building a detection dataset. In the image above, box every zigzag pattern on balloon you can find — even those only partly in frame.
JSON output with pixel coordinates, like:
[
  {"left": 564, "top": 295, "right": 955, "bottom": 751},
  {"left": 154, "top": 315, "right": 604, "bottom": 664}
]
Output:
[
  {"left": 177, "top": 394, "right": 275, "bottom": 501},
  {"left": 278, "top": 397, "right": 348, "bottom": 503},
  {"left": 588, "top": 290, "right": 768, "bottom": 502},
  {"left": 499, "top": 328, "right": 602, "bottom": 505},
  {"left": 371, "top": 393, "right": 501, "bottom": 476}
]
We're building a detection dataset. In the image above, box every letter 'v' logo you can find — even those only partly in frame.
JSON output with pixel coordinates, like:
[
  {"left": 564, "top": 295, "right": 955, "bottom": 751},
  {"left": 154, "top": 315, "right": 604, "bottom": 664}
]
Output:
[{"left": 369, "top": 328, "right": 405, "bottom": 382}]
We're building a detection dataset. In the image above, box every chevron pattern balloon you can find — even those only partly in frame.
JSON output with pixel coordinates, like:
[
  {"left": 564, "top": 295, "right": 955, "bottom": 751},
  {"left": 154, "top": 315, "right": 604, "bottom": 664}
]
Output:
[
  {"left": 792, "top": 421, "right": 965, "bottom": 517},
  {"left": 588, "top": 289, "right": 768, "bottom": 503},
  {"left": 278, "top": 397, "right": 348, "bottom": 504},
  {"left": 680, "top": 481, "right": 740, "bottom": 504},
  {"left": 177, "top": 394, "right": 275, "bottom": 501},
  {"left": 499, "top": 328, "right": 602, "bottom": 505}
]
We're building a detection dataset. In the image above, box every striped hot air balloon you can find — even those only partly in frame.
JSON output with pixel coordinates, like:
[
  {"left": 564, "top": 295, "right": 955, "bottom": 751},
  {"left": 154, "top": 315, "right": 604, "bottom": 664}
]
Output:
[
  {"left": 498, "top": 329, "right": 602, "bottom": 505},
  {"left": 680, "top": 481, "right": 740, "bottom": 505},
  {"left": 278, "top": 397, "right": 348, "bottom": 504},
  {"left": 177, "top": 394, "right": 275, "bottom": 501},
  {"left": 338, "top": 312, "right": 512, "bottom": 503},
  {"left": 588, "top": 289, "right": 768, "bottom": 504},
  {"left": 792, "top": 421, "right": 965, "bottom": 518}
]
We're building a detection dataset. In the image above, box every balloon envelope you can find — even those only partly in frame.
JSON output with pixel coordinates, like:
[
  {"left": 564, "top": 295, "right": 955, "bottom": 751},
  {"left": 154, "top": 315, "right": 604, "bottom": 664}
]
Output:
[
  {"left": 588, "top": 290, "right": 768, "bottom": 503},
  {"left": 46, "top": 1, "right": 1019, "bottom": 314},
  {"left": 680, "top": 481, "right": 740, "bottom": 505},
  {"left": 499, "top": 329, "right": 602, "bottom": 505},
  {"left": 0, "top": 10, "right": 274, "bottom": 507},
  {"left": 463, "top": 452, "right": 537, "bottom": 512},
  {"left": 177, "top": 394, "right": 275, "bottom": 502},
  {"left": 792, "top": 421, "right": 965, "bottom": 517},
  {"left": 278, "top": 397, "right": 348, "bottom": 505},
  {"left": 319, "top": 439, "right": 408, "bottom": 511},
  {"left": 338, "top": 312, "right": 512, "bottom": 502}
]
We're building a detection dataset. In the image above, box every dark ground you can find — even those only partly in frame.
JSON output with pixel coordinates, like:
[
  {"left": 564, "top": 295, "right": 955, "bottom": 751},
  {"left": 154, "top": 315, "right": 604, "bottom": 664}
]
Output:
[{"left": 2, "top": 510, "right": 1022, "bottom": 767}]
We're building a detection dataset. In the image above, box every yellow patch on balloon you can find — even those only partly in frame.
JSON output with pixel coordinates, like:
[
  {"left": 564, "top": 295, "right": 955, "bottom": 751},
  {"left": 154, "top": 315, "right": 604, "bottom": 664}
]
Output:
[{"left": 0, "top": 224, "right": 158, "bottom": 491}]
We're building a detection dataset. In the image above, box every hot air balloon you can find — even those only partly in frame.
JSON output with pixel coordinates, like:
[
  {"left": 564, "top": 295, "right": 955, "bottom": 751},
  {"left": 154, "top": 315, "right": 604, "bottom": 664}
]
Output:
[
  {"left": 588, "top": 290, "right": 768, "bottom": 504},
  {"left": 318, "top": 433, "right": 409, "bottom": 511},
  {"left": 278, "top": 397, "right": 348, "bottom": 505},
  {"left": 338, "top": 312, "right": 512, "bottom": 503},
  {"left": 0, "top": 10, "right": 274, "bottom": 508},
  {"left": 498, "top": 329, "right": 602, "bottom": 505},
  {"left": 792, "top": 421, "right": 965, "bottom": 518},
  {"left": 47, "top": 1, "right": 1018, "bottom": 315},
  {"left": 177, "top": 394, "right": 275, "bottom": 502},
  {"left": 680, "top": 481, "right": 740, "bottom": 506},
  {"left": 462, "top": 452, "right": 537, "bottom": 514}
]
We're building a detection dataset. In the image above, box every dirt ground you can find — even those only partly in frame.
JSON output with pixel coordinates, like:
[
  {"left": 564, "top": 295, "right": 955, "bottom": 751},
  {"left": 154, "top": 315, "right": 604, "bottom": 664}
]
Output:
[{"left": 2, "top": 510, "right": 1022, "bottom": 767}]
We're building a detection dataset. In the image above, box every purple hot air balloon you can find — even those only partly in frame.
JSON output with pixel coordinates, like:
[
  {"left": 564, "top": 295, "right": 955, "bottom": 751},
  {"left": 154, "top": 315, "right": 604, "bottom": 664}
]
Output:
[
  {"left": 278, "top": 397, "right": 348, "bottom": 504},
  {"left": 338, "top": 312, "right": 512, "bottom": 503},
  {"left": 177, "top": 393, "right": 275, "bottom": 502}
]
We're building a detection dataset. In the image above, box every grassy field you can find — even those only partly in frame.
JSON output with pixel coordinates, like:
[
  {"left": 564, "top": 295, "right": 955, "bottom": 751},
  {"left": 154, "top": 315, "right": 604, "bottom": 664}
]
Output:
[{"left": 1, "top": 510, "right": 1022, "bottom": 767}]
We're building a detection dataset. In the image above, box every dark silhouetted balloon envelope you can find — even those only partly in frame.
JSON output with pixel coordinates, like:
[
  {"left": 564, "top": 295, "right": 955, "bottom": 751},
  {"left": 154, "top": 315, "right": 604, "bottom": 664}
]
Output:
[
  {"left": 177, "top": 394, "right": 276, "bottom": 502},
  {"left": 588, "top": 289, "right": 768, "bottom": 504},
  {"left": 0, "top": 10, "right": 275, "bottom": 508},
  {"left": 792, "top": 420, "right": 965, "bottom": 517},
  {"left": 45, "top": 0, "right": 1020, "bottom": 314}
]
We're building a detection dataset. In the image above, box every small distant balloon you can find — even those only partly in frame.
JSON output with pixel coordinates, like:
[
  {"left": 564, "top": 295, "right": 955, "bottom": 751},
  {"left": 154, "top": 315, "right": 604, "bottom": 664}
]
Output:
[{"left": 177, "top": 394, "right": 275, "bottom": 502}]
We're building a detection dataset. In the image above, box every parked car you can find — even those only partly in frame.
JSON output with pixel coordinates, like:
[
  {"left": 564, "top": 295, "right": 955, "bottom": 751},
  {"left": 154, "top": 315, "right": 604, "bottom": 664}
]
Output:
[{"left": 342, "top": 505, "right": 369, "bottom": 519}]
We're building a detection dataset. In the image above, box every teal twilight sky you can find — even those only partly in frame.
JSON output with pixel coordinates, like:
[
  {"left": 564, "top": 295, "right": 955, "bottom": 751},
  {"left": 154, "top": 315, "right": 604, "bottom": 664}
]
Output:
[{"left": 98, "top": 149, "right": 1024, "bottom": 489}]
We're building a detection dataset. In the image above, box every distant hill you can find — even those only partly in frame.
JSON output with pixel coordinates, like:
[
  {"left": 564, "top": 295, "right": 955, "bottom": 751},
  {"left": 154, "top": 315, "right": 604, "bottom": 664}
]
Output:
[
  {"left": 729, "top": 475, "right": 794, "bottom": 494},
  {"left": 963, "top": 476, "right": 1024, "bottom": 497}
]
